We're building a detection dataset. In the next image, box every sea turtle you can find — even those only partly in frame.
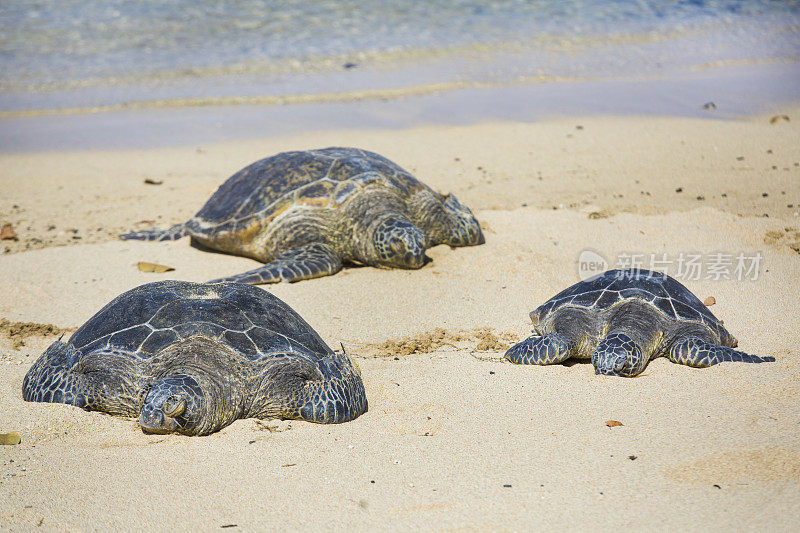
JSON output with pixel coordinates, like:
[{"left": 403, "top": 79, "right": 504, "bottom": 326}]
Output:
[
  {"left": 505, "top": 269, "right": 774, "bottom": 377},
  {"left": 22, "top": 280, "right": 367, "bottom": 435},
  {"left": 121, "top": 147, "right": 484, "bottom": 284}
]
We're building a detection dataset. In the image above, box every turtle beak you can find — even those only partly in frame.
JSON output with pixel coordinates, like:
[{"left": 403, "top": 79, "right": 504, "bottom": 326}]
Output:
[{"left": 139, "top": 403, "right": 178, "bottom": 434}]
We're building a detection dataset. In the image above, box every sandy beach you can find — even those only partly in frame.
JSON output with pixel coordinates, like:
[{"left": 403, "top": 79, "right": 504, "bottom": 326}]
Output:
[{"left": 1, "top": 107, "right": 799, "bottom": 530}]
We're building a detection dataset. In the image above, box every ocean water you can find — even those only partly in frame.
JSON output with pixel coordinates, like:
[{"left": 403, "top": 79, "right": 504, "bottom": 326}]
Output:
[
  {"left": 1, "top": 1, "right": 799, "bottom": 150},
  {"left": 1, "top": 0, "right": 799, "bottom": 112}
]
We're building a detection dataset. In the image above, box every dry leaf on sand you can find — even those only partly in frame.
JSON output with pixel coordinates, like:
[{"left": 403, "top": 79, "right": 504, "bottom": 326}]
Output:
[
  {"left": 0, "top": 223, "right": 16, "bottom": 240},
  {"left": 137, "top": 261, "right": 175, "bottom": 273},
  {"left": 0, "top": 432, "right": 21, "bottom": 445}
]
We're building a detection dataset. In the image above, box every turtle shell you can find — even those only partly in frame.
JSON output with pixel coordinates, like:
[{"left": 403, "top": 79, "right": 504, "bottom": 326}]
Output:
[
  {"left": 66, "top": 280, "right": 332, "bottom": 365},
  {"left": 188, "top": 147, "right": 435, "bottom": 236},
  {"left": 532, "top": 269, "right": 730, "bottom": 339}
]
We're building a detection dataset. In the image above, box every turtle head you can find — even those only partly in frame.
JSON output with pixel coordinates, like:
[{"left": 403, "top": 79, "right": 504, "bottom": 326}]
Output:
[
  {"left": 139, "top": 375, "right": 206, "bottom": 435},
  {"left": 591, "top": 332, "right": 645, "bottom": 377},
  {"left": 442, "top": 194, "right": 484, "bottom": 247},
  {"left": 592, "top": 350, "right": 629, "bottom": 377},
  {"left": 371, "top": 216, "right": 428, "bottom": 269}
]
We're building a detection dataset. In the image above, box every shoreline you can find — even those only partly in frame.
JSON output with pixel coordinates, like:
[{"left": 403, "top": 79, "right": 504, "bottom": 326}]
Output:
[
  {"left": 4, "top": 57, "right": 796, "bottom": 119},
  {"left": 1, "top": 61, "right": 799, "bottom": 153}
]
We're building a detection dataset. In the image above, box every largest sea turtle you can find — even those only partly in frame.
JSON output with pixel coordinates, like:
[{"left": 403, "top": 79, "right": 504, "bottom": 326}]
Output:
[
  {"left": 22, "top": 280, "right": 368, "bottom": 435},
  {"left": 121, "top": 147, "right": 484, "bottom": 284},
  {"left": 505, "top": 269, "right": 774, "bottom": 377}
]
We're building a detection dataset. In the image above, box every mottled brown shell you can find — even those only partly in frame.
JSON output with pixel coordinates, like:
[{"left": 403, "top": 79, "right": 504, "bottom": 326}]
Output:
[{"left": 187, "top": 147, "right": 436, "bottom": 237}]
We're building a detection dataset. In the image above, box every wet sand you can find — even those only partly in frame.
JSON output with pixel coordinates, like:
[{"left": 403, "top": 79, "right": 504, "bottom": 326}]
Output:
[
  {"left": 3, "top": 61, "right": 800, "bottom": 152},
  {"left": 1, "top": 108, "right": 799, "bottom": 530}
]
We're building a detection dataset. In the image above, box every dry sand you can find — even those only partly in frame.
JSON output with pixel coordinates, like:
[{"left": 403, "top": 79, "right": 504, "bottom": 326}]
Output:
[{"left": 1, "top": 110, "right": 799, "bottom": 530}]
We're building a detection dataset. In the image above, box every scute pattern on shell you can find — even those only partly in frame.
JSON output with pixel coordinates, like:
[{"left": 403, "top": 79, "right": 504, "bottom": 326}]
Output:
[
  {"left": 534, "top": 269, "right": 725, "bottom": 334},
  {"left": 68, "top": 280, "right": 331, "bottom": 363},
  {"left": 23, "top": 280, "right": 368, "bottom": 434},
  {"left": 188, "top": 147, "right": 433, "bottom": 237}
]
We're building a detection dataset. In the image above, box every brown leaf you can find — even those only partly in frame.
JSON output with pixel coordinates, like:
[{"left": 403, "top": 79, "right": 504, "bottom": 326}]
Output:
[
  {"left": 769, "top": 115, "right": 790, "bottom": 124},
  {"left": 703, "top": 296, "right": 716, "bottom": 307},
  {"left": 137, "top": 261, "right": 175, "bottom": 273},
  {"left": 0, "top": 432, "right": 21, "bottom": 445},
  {"left": 605, "top": 420, "right": 623, "bottom": 427},
  {"left": 144, "top": 178, "right": 163, "bottom": 185},
  {"left": 0, "top": 223, "right": 16, "bottom": 240}
]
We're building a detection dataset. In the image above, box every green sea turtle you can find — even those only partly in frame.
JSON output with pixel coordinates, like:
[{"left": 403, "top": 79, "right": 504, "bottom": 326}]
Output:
[
  {"left": 22, "top": 280, "right": 367, "bottom": 435},
  {"left": 505, "top": 269, "right": 774, "bottom": 377},
  {"left": 121, "top": 147, "right": 484, "bottom": 284}
]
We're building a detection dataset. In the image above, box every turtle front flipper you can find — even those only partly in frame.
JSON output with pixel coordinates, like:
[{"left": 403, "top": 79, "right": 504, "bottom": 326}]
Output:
[
  {"left": 120, "top": 222, "right": 188, "bottom": 241},
  {"left": 23, "top": 341, "right": 89, "bottom": 406},
  {"left": 22, "top": 341, "right": 133, "bottom": 414},
  {"left": 252, "top": 352, "right": 367, "bottom": 424},
  {"left": 505, "top": 333, "right": 571, "bottom": 365},
  {"left": 434, "top": 193, "right": 485, "bottom": 247},
  {"left": 592, "top": 331, "right": 648, "bottom": 377},
  {"left": 208, "top": 243, "right": 343, "bottom": 285},
  {"left": 667, "top": 338, "right": 775, "bottom": 368}
]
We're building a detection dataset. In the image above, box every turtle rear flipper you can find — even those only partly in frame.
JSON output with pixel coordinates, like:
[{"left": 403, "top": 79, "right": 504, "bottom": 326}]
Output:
[
  {"left": 668, "top": 338, "right": 775, "bottom": 368},
  {"left": 120, "top": 222, "right": 188, "bottom": 241},
  {"left": 208, "top": 243, "right": 342, "bottom": 285}
]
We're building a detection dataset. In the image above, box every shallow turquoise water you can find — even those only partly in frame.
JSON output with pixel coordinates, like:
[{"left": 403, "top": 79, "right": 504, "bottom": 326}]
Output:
[{"left": 1, "top": 0, "right": 799, "bottom": 111}]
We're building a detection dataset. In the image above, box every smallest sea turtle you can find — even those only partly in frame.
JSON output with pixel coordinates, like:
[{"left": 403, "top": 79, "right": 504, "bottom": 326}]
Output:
[{"left": 505, "top": 269, "right": 774, "bottom": 377}]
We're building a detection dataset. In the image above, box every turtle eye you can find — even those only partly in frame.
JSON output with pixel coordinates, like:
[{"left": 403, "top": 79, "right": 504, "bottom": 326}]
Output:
[{"left": 163, "top": 395, "right": 186, "bottom": 418}]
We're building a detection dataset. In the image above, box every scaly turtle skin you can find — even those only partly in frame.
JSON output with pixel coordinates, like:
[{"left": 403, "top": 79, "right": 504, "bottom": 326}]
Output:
[
  {"left": 505, "top": 269, "right": 774, "bottom": 377},
  {"left": 121, "top": 147, "right": 484, "bottom": 284},
  {"left": 22, "top": 280, "right": 367, "bottom": 435}
]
